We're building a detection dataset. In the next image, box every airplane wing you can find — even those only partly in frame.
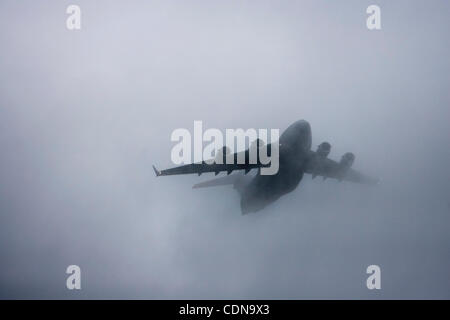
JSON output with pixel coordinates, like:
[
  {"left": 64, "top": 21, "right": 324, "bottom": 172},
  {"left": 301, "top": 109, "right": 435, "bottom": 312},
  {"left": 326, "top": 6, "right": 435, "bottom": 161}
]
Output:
[
  {"left": 304, "top": 152, "right": 379, "bottom": 185},
  {"left": 153, "top": 162, "right": 263, "bottom": 177},
  {"left": 153, "top": 147, "right": 270, "bottom": 177}
]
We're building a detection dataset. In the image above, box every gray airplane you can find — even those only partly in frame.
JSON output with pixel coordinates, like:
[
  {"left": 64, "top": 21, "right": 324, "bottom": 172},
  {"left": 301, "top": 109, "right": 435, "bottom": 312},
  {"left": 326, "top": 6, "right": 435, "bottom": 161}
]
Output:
[{"left": 153, "top": 120, "right": 378, "bottom": 214}]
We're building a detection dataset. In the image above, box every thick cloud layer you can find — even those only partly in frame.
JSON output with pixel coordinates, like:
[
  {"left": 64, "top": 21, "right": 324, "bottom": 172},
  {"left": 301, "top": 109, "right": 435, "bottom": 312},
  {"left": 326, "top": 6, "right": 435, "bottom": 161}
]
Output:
[{"left": 0, "top": 0, "right": 449, "bottom": 298}]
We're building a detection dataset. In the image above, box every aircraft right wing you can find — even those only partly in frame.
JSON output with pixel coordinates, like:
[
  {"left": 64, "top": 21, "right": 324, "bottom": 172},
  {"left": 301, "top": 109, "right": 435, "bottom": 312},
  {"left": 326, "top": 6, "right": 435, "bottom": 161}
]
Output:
[{"left": 304, "top": 152, "right": 379, "bottom": 185}]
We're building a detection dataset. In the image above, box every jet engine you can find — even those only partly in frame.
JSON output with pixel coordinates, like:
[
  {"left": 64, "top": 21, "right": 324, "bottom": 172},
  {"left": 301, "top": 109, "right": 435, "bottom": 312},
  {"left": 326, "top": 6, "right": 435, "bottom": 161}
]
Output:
[
  {"left": 340, "top": 152, "right": 355, "bottom": 169},
  {"left": 316, "top": 142, "right": 331, "bottom": 158}
]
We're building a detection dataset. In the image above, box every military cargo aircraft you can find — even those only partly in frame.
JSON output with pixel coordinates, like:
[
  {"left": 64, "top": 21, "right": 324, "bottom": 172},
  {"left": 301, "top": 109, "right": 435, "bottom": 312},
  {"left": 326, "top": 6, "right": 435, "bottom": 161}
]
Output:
[{"left": 153, "top": 120, "right": 378, "bottom": 214}]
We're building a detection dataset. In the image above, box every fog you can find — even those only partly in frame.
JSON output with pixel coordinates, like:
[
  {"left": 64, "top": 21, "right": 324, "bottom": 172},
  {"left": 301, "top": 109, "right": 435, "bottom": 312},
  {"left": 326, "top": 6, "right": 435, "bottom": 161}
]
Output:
[{"left": 0, "top": 0, "right": 449, "bottom": 299}]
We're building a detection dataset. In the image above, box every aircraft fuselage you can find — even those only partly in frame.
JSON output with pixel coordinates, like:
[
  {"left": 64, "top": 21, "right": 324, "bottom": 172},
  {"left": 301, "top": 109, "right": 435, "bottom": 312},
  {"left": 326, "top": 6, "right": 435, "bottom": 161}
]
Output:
[{"left": 240, "top": 120, "right": 312, "bottom": 214}]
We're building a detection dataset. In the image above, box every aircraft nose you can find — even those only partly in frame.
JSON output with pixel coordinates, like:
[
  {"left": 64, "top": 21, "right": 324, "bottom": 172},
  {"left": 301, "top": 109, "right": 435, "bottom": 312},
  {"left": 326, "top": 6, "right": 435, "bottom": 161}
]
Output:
[{"left": 295, "top": 120, "right": 312, "bottom": 150}]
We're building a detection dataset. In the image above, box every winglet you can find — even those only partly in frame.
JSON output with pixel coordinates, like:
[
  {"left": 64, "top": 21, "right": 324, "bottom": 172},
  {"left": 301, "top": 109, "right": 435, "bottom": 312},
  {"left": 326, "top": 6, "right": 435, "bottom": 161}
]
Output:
[{"left": 152, "top": 165, "right": 161, "bottom": 177}]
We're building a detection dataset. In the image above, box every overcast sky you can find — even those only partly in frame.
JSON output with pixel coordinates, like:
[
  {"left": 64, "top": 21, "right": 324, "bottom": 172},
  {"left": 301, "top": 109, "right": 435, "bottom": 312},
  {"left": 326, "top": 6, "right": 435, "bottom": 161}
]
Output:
[{"left": 0, "top": 0, "right": 449, "bottom": 299}]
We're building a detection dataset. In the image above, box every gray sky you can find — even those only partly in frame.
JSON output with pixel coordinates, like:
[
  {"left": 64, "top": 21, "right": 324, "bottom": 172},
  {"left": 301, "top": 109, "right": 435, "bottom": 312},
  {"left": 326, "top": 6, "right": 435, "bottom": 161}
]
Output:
[{"left": 0, "top": 0, "right": 449, "bottom": 299}]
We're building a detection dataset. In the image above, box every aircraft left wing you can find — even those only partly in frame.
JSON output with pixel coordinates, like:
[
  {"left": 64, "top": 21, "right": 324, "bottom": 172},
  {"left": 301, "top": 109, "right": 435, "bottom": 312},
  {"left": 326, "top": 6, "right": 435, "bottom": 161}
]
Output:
[
  {"left": 153, "top": 162, "right": 264, "bottom": 177},
  {"left": 153, "top": 147, "right": 270, "bottom": 177}
]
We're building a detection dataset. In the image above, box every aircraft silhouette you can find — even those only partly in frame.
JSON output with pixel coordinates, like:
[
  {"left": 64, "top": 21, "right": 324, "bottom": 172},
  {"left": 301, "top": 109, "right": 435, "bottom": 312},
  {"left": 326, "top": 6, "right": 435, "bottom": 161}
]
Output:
[{"left": 153, "top": 120, "right": 378, "bottom": 214}]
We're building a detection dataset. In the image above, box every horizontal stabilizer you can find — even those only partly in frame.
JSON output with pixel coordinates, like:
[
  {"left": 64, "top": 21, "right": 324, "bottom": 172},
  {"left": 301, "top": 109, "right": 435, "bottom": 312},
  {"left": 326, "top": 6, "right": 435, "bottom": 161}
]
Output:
[{"left": 192, "top": 174, "right": 242, "bottom": 189}]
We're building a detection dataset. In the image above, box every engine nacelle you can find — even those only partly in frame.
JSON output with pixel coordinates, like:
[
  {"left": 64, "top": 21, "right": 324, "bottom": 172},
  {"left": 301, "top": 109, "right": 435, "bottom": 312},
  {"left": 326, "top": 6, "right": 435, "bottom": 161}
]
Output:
[
  {"left": 316, "top": 142, "right": 331, "bottom": 158},
  {"left": 340, "top": 152, "right": 355, "bottom": 169}
]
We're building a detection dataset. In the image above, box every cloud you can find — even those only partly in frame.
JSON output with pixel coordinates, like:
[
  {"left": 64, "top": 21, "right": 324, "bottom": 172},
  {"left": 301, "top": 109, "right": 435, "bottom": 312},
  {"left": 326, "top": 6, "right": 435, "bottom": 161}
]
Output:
[{"left": 0, "top": 0, "right": 449, "bottom": 299}]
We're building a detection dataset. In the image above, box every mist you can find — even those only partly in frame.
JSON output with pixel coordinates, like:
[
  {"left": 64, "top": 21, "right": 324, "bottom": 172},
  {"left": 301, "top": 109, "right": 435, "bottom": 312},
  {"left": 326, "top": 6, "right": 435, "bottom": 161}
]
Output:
[{"left": 0, "top": 0, "right": 449, "bottom": 299}]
